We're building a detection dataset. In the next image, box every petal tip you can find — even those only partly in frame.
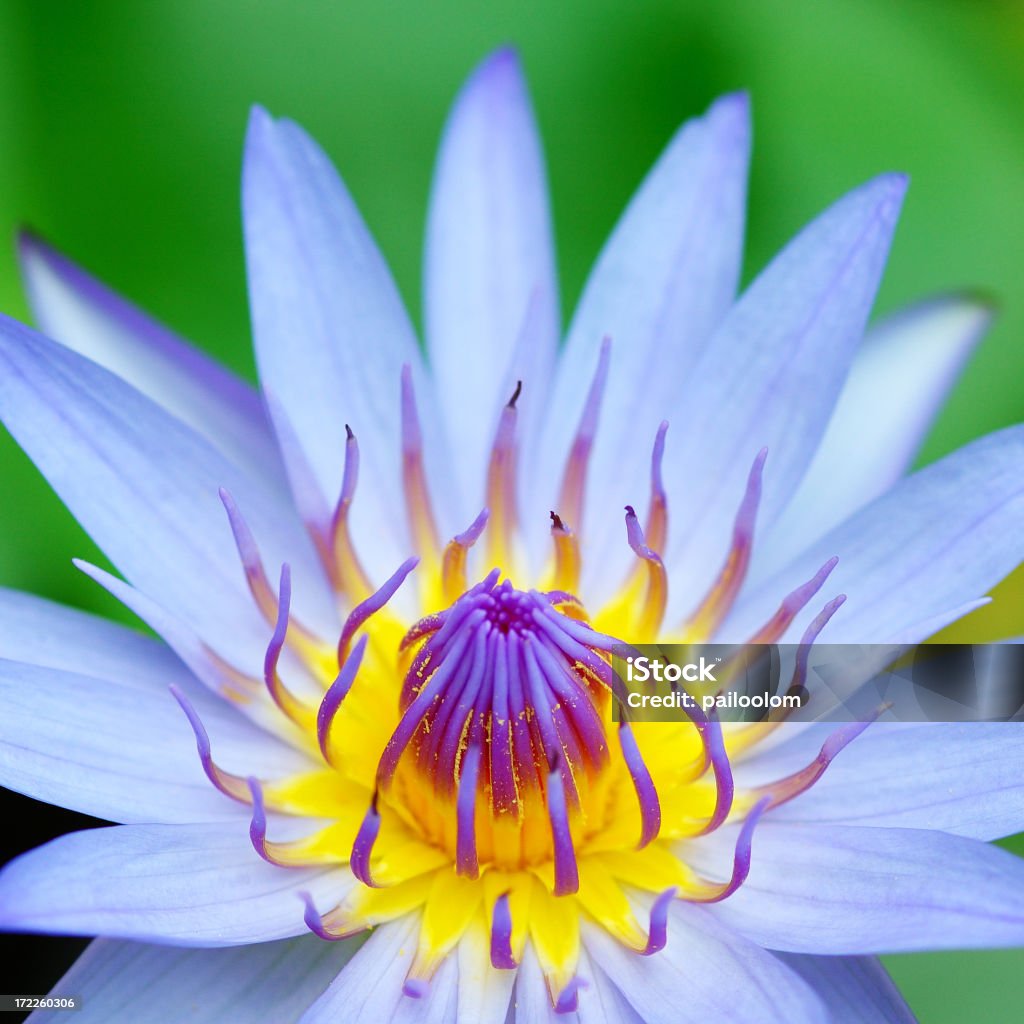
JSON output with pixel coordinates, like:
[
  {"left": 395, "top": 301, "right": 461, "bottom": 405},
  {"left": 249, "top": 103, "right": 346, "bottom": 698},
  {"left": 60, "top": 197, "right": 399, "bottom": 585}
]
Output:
[
  {"left": 461, "top": 45, "right": 527, "bottom": 107},
  {"left": 15, "top": 225, "right": 47, "bottom": 262},
  {"left": 245, "top": 104, "right": 277, "bottom": 144},
  {"left": 709, "top": 89, "right": 751, "bottom": 124},
  {"left": 875, "top": 170, "right": 910, "bottom": 210}
]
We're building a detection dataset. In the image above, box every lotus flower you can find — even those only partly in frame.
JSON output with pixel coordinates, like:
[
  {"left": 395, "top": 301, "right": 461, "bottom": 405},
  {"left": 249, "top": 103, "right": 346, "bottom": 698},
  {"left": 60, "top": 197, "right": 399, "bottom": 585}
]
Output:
[{"left": 1, "top": 47, "right": 1023, "bottom": 1024}]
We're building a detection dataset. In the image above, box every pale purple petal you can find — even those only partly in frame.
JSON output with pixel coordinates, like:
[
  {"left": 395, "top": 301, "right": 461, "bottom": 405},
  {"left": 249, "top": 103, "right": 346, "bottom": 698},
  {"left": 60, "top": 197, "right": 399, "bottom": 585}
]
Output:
[
  {"left": 243, "top": 107, "right": 456, "bottom": 577},
  {"left": 70, "top": 560, "right": 312, "bottom": 743},
  {"left": 764, "top": 723, "right": 1024, "bottom": 840},
  {"left": 0, "top": 315, "right": 337, "bottom": 671},
  {"left": 534, "top": 92, "right": 750, "bottom": 586},
  {"left": 756, "top": 295, "right": 993, "bottom": 578},
  {"left": 425, "top": 48, "right": 559, "bottom": 510},
  {"left": 660, "top": 174, "right": 906, "bottom": 617},
  {"left": 0, "top": 633, "right": 312, "bottom": 824},
  {"left": 0, "top": 586, "right": 308, "bottom": 758},
  {"left": 0, "top": 586, "right": 186, "bottom": 685},
  {"left": 693, "top": 822, "right": 1024, "bottom": 953},
  {"left": 0, "top": 821, "right": 346, "bottom": 945},
  {"left": 299, "top": 914, "right": 458, "bottom": 1024},
  {"left": 511, "top": 943, "right": 567, "bottom": 1024},
  {"left": 27, "top": 934, "right": 357, "bottom": 1024},
  {"left": 579, "top": 958, "right": 647, "bottom": 1024},
  {"left": 455, "top": 923, "right": 515, "bottom": 1023},
  {"left": 581, "top": 903, "right": 826, "bottom": 1022},
  {"left": 725, "top": 425, "right": 1024, "bottom": 644},
  {"left": 512, "top": 943, "right": 644, "bottom": 1024},
  {"left": 772, "top": 953, "right": 916, "bottom": 1024},
  {"left": 18, "top": 232, "right": 286, "bottom": 489}
]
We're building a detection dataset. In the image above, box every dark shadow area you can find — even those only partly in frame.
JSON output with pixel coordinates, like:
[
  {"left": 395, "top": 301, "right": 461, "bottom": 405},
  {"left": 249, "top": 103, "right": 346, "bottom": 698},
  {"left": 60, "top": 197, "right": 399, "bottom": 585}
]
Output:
[{"left": 0, "top": 789, "right": 103, "bottom": 1021}]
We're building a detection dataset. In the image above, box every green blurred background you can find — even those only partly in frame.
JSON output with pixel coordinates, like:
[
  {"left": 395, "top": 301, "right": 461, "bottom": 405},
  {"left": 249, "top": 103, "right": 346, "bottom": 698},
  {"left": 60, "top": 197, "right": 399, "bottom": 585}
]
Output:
[{"left": 0, "top": 0, "right": 1021, "bottom": 1019}]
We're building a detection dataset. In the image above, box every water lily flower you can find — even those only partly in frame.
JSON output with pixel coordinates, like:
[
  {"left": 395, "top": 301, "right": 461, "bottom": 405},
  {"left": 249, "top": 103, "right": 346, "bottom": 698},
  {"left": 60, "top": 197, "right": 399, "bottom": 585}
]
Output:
[{"left": 2, "top": 46, "right": 1024, "bottom": 1023}]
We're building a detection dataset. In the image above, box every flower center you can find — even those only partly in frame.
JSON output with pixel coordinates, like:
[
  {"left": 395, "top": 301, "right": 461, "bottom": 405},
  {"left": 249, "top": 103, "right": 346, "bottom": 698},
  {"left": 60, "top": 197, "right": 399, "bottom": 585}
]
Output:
[
  {"left": 383, "top": 576, "right": 616, "bottom": 888},
  {"left": 170, "top": 356, "right": 869, "bottom": 1012}
]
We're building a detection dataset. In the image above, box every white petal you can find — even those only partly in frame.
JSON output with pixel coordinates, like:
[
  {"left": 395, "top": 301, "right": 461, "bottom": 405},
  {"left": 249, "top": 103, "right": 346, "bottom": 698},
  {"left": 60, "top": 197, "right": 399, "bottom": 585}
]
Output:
[
  {"left": 18, "top": 233, "right": 285, "bottom": 489},
  {"left": 0, "top": 656, "right": 307, "bottom": 824},
  {"left": 660, "top": 174, "right": 906, "bottom": 618},
  {"left": 0, "top": 821, "right": 348, "bottom": 945},
  {"left": 725, "top": 425, "right": 1024, "bottom": 644},
  {"left": 756, "top": 295, "right": 992, "bottom": 578},
  {"left": 299, "top": 915, "right": 458, "bottom": 1024},
  {"left": 772, "top": 954, "right": 916, "bottom": 1024},
  {"left": 243, "top": 107, "right": 456, "bottom": 578},
  {"left": 0, "top": 315, "right": 337, "bottom": 671},
  {"left": 581, "top": 903, "right": 825, "bottom": 1023},
  {"left": 425, "top": 48, "right": 559, "bottom": 510},
  {"left": 532, "top": 93, "right": 750, "bottom": 587},
  {"left": 28, "top": 934, "right": 357, "bottom": 1024}
]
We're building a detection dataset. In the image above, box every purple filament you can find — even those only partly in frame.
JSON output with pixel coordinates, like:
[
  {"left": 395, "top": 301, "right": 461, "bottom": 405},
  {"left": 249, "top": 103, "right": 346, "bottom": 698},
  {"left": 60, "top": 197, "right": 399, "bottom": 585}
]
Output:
[
  {"left": 490, "top": 892, "right": 516, "bottom": 968},
  {"left": 692, "top": 712, "right": 735, "bottom": 836},
  {"left": 545, "top": 752, "right": 579, "bottom": 896},
  {"left": 453, "top": 507, "right": 490, "bottom": 548},
  {"left": 337, "top": 556, "right": 419, "bottom": 660},
  {"left": 169, "top": 685, "right": 248, "bottom": 802},
  {"left": 219, "top": 487, "right": 270, "bottom": 598},
  {"left": 351, "top": 791, "right": 382, "bottom": 887},
  {"left": 263, "top": 564, "right": 299, "bottom": 714},
  {"left": 642, "top": 888, "right": 677, "bottom": 955},
  {"left": 690, "top": 796, "right": 770, "bottom": 903},
  {"left": 554, "top": 975, "right": 588, "bottom": 1015},
  {"left": 317, "top": 634, "right": 369, "bottom": 764},
  {"left": 456, "top": 744, "right": 483, "bottom": 877},
  {"left": 246, "top": 776, "right": 275, "bottom": 864},
  {"left": 299, "top": 891, "right": 350, "bottom": 941},
  {"left": 329, "top": 424, "right": 359, "bottom": 536},
  {"left": 617, "top": 721, "right": 662, "bottom": 847}
]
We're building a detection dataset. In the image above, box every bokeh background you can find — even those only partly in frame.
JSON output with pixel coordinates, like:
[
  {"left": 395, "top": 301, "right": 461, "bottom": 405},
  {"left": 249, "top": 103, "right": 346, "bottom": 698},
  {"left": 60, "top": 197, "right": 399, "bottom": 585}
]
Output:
[{"left": 0, "top": 0, "right": 1021, "bottom": 1020}]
